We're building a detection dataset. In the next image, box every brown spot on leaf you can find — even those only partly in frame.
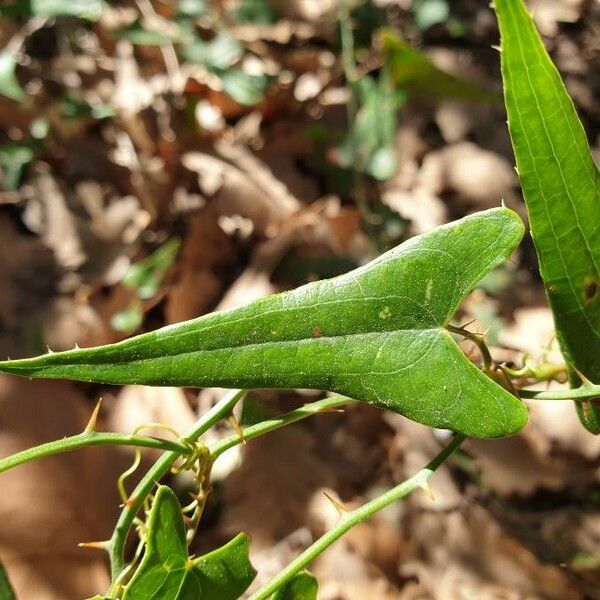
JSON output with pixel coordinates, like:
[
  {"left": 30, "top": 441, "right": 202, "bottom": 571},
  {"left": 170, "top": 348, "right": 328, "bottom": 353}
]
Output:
[
  {"left": 584, "top": 278, "right": 599, "bottom": 302},
  {"left": 312, "top": 325, "right": 323, "bottom": 338}
]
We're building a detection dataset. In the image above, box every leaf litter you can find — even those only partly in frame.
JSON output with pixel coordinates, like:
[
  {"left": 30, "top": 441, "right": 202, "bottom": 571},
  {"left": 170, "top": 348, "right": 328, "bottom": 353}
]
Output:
[{"left": 0, "top": 0, "right": 599, "bottom": 598}]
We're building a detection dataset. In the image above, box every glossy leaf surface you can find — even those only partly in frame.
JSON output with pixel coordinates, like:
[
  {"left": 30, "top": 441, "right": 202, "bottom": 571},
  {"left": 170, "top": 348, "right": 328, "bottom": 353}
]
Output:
[
  {"left": 123, "top": 486, "right": 256, "bottom": 599},
  {"left": 0, "top": 208, "right": 527, "bottom": 437},
  {"left": 271, "top": 571, "right": 318, "bottom": 600},
  {"left": 495, "top": 0, "right": 600, "bottom": 432}
]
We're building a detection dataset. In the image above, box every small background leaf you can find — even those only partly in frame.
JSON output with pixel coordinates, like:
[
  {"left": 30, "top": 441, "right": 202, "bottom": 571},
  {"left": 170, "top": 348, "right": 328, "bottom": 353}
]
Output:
[
  {"left": 271, "top": 571, "right": 318, "bottom": 600},
  {"left": 0, "top": 53, "right": 25, "bottom": 102}
]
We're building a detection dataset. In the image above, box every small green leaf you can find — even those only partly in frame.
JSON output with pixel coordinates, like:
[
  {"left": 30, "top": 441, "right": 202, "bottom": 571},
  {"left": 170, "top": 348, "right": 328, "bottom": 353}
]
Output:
[
  {"left": 191, "top": 533, "right": 257, "bottom": 599},
  {"left": 220, "top": 69, "right": 267, "bottom": 106},
  {"left": 117, "top": 21, "right": 180, "bottom": 46},
  {"left": 123, "top": 486, "right": 256, "bottom": 599},
  {"left": 413, "top": 0, "right": 450, "bottom": 30},
  {"left": 367, "top": 146, "right": 397, "bottom": 181},
  {"left": 234, "top": 0, "right": 278, "bottom": 24},
  {"left": 337, "top": 73, "right": 402, "bottom": 181},
  {"left": 179, "top": 0, "right": 208, "bottom": 17},
  {"left": 60, "top": 96, "right": 115, "bottom": 120},
  {"left": 122, "top": 238, "right": 181, "bottom": 300},
  {"left": 110, "top": 302, "right": 144, "bottom": 334},
  {"left": 381, "top": 30, "right": 494, "bottom": 102},
  {"left": 272, "top": 571, "right": 318, "bottom": 599},
  {"left": 0, "top": 560, "right": 16, "bottom": 600},
  {"left": 0, "top": 53, "right": 25, "bottom": 102},
  {"left": 184, "top": 33, "right": 243, "bottom": 71},
  {"left": 494, "top": 0, "right": 600, "bottom": 432},
  {"left": 0, "top": 141, "right": 36, "bottom": 190},
  {"left": 0, "top": 208, "right": 528, "bottom": 438},
  {"left": 31, "top": 0, "right": 102, "bottom": 20}
]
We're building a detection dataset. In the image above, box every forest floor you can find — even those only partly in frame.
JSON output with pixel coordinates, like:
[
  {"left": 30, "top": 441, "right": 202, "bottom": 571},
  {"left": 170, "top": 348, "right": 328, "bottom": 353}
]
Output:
[{"left": 1, "top": 1, "right": 600, "bottom": 598}]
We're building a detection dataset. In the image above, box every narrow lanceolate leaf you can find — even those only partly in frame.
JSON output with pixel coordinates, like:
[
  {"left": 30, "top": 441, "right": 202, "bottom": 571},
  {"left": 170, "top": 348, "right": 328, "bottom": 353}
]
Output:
[
  {"left": 123, "top": 486, "right": 256, "bottom": 599},
  {"left": 495, "top": 0, "right": 600, "bottom": 432},
  {"left": 0, "top": 561, "right": 16, "bottom": 600},
  {"left": 0, "top": 208, "right": 527, "bottom": 438}
]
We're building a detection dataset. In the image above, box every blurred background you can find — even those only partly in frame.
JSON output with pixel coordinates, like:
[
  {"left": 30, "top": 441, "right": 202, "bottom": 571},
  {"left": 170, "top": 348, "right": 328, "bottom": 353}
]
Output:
[{"left": 0, "top": 0, "right": 599, "bottom": 598}]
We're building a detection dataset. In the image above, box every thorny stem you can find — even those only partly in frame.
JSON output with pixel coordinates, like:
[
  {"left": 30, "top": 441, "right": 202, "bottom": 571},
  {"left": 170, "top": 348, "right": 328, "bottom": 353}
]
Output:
[
  {"left": 249, "top": 433, "right": 466, "bottom": 600},
  {"left": 0, "top": 432, "right": 192, "bottom": 475},
  {"left": 446, "top": 323, "right": 494, "bottom": 372},
  {"left": 108, "top": 388, "right": 246, "bottom": 580},
  {"left": 208, "top": 395, "right": 354, "bottom": 459},
  {"left": 520, "top": 385, "right": 600, "bottom": 401}
]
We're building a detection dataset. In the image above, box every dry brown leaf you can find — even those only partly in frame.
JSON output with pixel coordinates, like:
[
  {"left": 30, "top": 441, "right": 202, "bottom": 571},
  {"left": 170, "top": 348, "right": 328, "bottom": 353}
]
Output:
[
  {"left": 0, "top": 376, "right": 124, "bottom": 600},
  {"left": 419, "top": 142, "right": 518, "bottom": 209},
  {"left": 313, "top": 542, "right": 401, "bottom": 600},
  {"left": 402, "top": 506, "right": 580, "bottom": 600},
  {"left": 182, "top": 152, "right": 296, "bottom": 233},
  {"left": 0, "top": 214, "right": 57, "bottom": 330},
  {"left": 529, "top": 0, "right": 585, "bottom": 36},
  {"left": 21, "top": 169, "right": 149, "bottom": 290},
  {"left": 165, "top": 209, "right": 235, "bottom": 323},
  {"left": 218, "top": 425, "right": 335, "bottom": 552}
]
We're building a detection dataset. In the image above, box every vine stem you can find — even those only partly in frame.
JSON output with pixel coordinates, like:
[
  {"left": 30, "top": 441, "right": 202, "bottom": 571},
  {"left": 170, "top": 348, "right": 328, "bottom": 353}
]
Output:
[
  {"left": 520, "top": 384, "right": 600, "bottom": 401},
  {"left": 0, "top": 432, "right": 191, "bottom": 474},
  {"left": 108, "top": 388, "right": 246, "bottom": 579},
  {"left": 209, "top": 395, "right": 354, "bottom": 459},
  {"left": 249, "top": 433, "right": 466, "bottom": 600}
]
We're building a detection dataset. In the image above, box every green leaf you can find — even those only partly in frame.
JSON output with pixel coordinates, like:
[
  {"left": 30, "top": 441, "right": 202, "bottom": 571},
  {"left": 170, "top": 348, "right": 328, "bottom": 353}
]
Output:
[
  {"left": 60, "top": 96, "right": 115, "bottom": 120},
  {"left": 178, "top": 0, "right": 208, "bottom": 17},
  {"left": 122, "top": 238, "right": 181, "bottom": 300},
  {"left": 337, "top": 73, "right": 402, "bottom": 181},
  {"left": 110, "top": 302, "right": 144, "bottom": 334},
  {"left": 0, "top": 560, "right": 16, "bottom": 600},
  {"left": 31, "top": 0, "right": 102, "bottom": 20},
  {"left": 413, "top": 0, "right": 450, "bottom": 31},
  {"left": 219, "top": 69, "right": 267, "bottom": 106},
  {"left": 0, "top": 208, "right": 528, "bottom": 438},
  {"left": 184, "top": 33, "right": 243, "bottom": 71},
  {"left": 234, "top": 0, "right": 278, "bottom": 24},
  {"left": 0, "top": 53, "right": 25, "bottom": 102},
  {"left": 0, "top": 141, "right": 36, "bottom": 190},
  {"left": 117, "top": 21, "right": 180, "bottom": 46},
  {"left": 381, "top": 29, "right": 495, "bottom": 102},
  {"left": 191, "top": 533, "right": 257, "bottom": 599},
  {"left": 272, "top": 571, "right": 318, "bottom": 600},
  {"left": 494, "top": 0, "right": 600, "bottom": 432},
  {"left": 123, "top": 486, "right": 256, "bottom": 599}
]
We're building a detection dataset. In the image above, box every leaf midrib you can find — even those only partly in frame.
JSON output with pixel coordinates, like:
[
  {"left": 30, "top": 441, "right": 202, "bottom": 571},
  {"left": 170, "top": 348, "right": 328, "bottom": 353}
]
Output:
[{"left": 3, "top": 327, "right": 446, "bottom": 371}]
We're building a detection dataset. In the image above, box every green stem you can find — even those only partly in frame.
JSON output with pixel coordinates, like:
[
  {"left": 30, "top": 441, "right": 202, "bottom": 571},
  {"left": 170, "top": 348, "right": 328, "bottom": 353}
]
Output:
[
  {"left": 209, "top": 395, "right": 354, "bottom": 460},
  {"left": 108, "top": 388, "right": 245, "bottom": 580},
  {"left": 249, "top": 433, "right": 465, "bottom": 600},
  {"left": 520, "top": 384, "right": 600, "bottom": 401},
  {"left": 0, "top": 432, "right": 191, "bottom": 475}
]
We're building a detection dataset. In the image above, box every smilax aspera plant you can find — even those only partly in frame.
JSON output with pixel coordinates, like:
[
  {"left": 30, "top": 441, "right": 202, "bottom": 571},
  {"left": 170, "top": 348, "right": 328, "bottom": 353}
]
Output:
[{"left": 1, "top": 1, "right": 600, "bottom": 598}]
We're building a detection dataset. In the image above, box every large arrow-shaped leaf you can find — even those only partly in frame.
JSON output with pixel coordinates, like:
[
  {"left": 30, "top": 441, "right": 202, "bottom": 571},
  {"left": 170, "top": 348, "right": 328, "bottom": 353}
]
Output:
[
  {"left": 0, "top": 208, "right": 527, "bottom": 438},
  {"left": 494, "top": 0, "right": 600, "bottom": 432},
  {"left": 122, "top": 486, "right": 256, "bottom": 600}
]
